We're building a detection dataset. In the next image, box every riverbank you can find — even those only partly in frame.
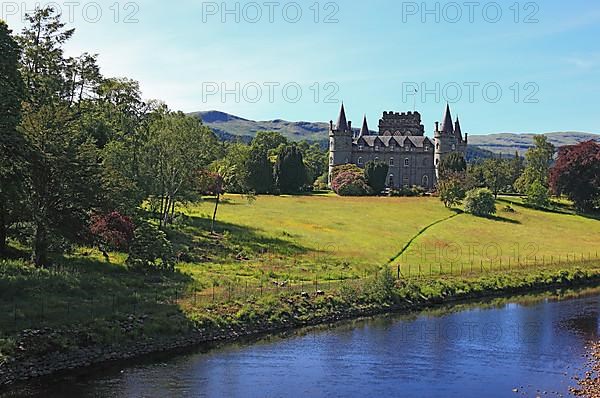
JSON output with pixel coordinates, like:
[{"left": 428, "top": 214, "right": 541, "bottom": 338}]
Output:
[
  {"left": 571, "top": 342, "right": 600, "bottom": 397},
  {"left": 2, "top": 266, "right": 600, "bottom": 391}
]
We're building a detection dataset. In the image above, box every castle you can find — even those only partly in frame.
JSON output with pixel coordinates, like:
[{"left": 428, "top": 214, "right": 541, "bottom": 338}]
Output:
[{"left": 328, "top": 104, "right": 468, "bottom": 190}]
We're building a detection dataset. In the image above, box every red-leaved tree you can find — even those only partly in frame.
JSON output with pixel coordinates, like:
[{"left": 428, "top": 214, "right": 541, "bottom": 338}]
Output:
[
  {"left": 90, "top": 212, "right": 135, "bottom": 261},
  {"left": 550, "top": 141, "right": 600, "bottom": 212}
]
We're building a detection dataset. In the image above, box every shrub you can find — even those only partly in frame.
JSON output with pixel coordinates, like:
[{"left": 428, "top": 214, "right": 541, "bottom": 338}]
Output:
[
  {"left": 331, "top": 171, "right": 372, "bottom": 196},
  {"left": 126, "top": 221, "right": 175, "bottom": 272},
  {"left": 89, "top": 212, "right": 135, "bottom": 251},
  {"left": 464, "top": 188, "right": 497, "bottom": 217},
  {"left": 330, "top": 164, "right": 363, "bottom": 182}
]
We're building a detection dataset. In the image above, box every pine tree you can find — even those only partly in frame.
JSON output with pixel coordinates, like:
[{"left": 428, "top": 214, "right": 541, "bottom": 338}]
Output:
[
  {"left": 18, "top": 8, "right": 101, "bottom": 266},
  {"left": 0, "top": 21, "right": 25, "bottom": 255}
]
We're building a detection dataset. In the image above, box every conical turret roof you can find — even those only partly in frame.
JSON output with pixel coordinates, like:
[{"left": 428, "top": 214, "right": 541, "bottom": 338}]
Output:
[
  {"left": 336, "top": 103, "right": 348, "bottom": 132},
  {"left": 454, "top": 116, "right": 463, "bottom": 141},
  {"left": 441, "top": 103, "right": 454, "bottom": 135},
  {"left": 359, "top": 115, "right": 369, "bottom": 137}
]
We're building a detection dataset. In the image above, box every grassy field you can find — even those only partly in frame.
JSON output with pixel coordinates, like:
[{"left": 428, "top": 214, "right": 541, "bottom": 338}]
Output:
[
  {"left": 2, "top": 193, "right": 600, "bottom": 360},
  {"left": 175, "top": 193, "right": 600, "bottom": 282}
]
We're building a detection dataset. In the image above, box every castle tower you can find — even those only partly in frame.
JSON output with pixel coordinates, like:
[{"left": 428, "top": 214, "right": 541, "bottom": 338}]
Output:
[
  {"left": 434, "top": 104, "right": 467, "bottom": 179},
  {"left": 328, "top": 103, "right": 353, "bottom": 185}
]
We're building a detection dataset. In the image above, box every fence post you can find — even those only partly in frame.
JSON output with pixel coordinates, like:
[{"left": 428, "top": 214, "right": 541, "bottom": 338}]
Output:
[{"left": 397, "top": 264, "right": 400, "bottom": 280}]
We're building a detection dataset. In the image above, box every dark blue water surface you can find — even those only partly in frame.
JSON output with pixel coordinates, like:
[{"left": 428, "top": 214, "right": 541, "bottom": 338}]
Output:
[{"left": 8, "top": 288, "right": 600, "bottom": 398}]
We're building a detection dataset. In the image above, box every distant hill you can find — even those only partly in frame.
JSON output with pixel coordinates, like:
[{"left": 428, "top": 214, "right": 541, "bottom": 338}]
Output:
[
  {"left": 468, "top": 132, "right": 600, "bottom": 155},
  {"left": 189, "top": 111, "right": 329, "bottom": 143},
  {"left": 190, "top": 111, "right": 599, "bottom": 157}
]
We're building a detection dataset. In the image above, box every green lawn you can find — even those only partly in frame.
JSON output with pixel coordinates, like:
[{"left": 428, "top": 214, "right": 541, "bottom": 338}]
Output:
[{"left": 173, "top": 193, "right": 600, "bottom": 285}]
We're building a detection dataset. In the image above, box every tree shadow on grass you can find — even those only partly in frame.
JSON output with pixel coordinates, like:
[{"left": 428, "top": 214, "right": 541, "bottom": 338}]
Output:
[
  {"left": 0, "top": 254, "right": 195, "bottom": 334},
  {"left": 167, "top": 214, "right": 315, "bottom": 262},
  {"left": 498, "top": 198, "right": 600, "bottom": 221},
  {"left": 482, "top": 214, "right": 521, "bottom": 224}
]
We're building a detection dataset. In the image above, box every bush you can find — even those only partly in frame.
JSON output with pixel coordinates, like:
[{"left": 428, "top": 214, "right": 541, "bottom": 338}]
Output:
[
  {"left": 464, "top": 188, "right": 497, "bottom": 217},
  {"left": 331, "top": 168, "right": 372, "bottom": 196},
  {"left": 126, "top": 222, "right": 175, "bottom": 272},
  {"left": 388, "top": 186, "right": 425, "bottom": 197}
]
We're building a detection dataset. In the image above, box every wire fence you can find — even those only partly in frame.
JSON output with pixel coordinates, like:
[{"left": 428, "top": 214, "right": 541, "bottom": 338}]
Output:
[{"left": 1, "top": 252, "right": 599, "bottom": 334}]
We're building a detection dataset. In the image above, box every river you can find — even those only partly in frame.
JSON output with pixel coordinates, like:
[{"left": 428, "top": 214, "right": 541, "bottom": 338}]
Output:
[{"left": 6, "top": 287, "right": 600, "bottom": 397}]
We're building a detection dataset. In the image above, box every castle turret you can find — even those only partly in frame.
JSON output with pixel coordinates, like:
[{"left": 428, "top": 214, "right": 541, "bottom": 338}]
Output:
[
  {"left": 328, "top": 103, "right": 353, "bottom": 185},
  {"left": 434, "top": 104, "right": 467, "bottom": 179},
  {"left": 359, "top": 115, "right": 369, "bottom": 137}
]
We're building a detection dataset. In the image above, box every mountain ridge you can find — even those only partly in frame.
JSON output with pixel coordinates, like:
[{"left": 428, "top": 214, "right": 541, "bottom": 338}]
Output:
[{"left": 190, "top": 110, "right": 599, "bottom": 155}]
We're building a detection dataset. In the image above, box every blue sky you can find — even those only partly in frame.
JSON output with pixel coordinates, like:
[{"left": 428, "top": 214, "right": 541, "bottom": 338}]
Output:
[{"left": 2, "top": 0, "right": 600, "bottom": 134}]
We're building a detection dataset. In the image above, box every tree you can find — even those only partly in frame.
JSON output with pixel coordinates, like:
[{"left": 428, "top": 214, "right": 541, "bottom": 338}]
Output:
[
  {"left": 297, "top": 140, "right": 328, "bottom": 185},
  {"left": 439, "top": 152, "right": 467, "bottom": 177},
  {"left": 525, "top": 180, "right": 550, "bottom": 209},
  {"left": 508, "top": 151, "right": 524, "bottom": 190},
  {"left": 0, "top": 21, "right": 25, "bottom": 255},
  {"left": 245, "top": 131, "right": 287, "bottom": 194},
  {"left": 481, "top": 158, "right": 511, "bottom": 198},
  {"left": 144, "top": 110, "right": 220, "bottom": 227},
  {"left": 515, "top": 135, "right": 555, "bottom": 193},
  {"left": 18, "top": 8, "right": 101, "bottom": 266},
  {"left": 206, "top": 164, "right": 236, "bottom": 234},
  {"left": 550, "top": 141, "right": 600, "bottom": 212},
  {"left": 464, "top": 188, "right": 497, "bottom": 217},
  {"left": 364, "top": 160, "right": 389, "bottom": 194},
  {"left": 89, "top": 211, "right": 135, "bottom": 262},
  {"left": 274, "top": 144, "right": 307, "bottom": 194},
  {"left": 438, "top": 172, "right": 466, "bottom": 208}
]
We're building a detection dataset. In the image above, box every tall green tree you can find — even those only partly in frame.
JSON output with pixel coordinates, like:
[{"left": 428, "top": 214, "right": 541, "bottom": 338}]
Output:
[
  {"left": 0, "top": 21, "right": 25, "bottom": 255},
  {"left": 245, "top": 131, "right": 287, "bottom": 193},
  {"left": 274, "top": 144, "right": 307, "bottom": 194},
  {"left": 18, "top": 8, "right": 101, "bottom": 266},
  {"left": 364, "top": 160, "right": 389, "bottom": 194},
  {"left": 515, "top": 135, "right": 555, "bottom": 194},
  {"left": 481, "top": 158, "right": 511, "bottom": 198},
  {"left": 439, "top": 152, "right": 467, "bottom": 178},
  {"left": 144, "top": 110, "right": 220, "bottom": 227}
]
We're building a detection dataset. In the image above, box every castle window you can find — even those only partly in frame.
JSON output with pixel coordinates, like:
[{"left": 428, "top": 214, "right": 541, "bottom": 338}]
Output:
[
  {"left": 330, "top": 156, "right": 334, "bottom": 165},
  {"left": 388, "top": 174, "right": 394, "bottom": 187},
  {"left": 452, "top": 144, "right": 456, "bottom": 151},
  {"left": 404, "top": 158, "right": 409, "bottom": 167},
  {"left": 436, "top": 143, "right": 440, "bottom": 150},
  {"left": 425, "top": 146, "right": 429, "bottom": 151},
  {"left": 422, "top": 175, "right": 429, "bottom": 188},
  {"left": 403, "top": 176, "right": 409, "bottom": 185},
  {"left": 358, "top": 145, "right": 363, "bottom": 151},
  {"left": 357, "top": 157, "right": 363, "bottom": 166},
  {"left": 390, "top": 145, "right": 395, "bottom": 151},
  {"left": 375, "top": 157, "right": 379, "bottom": 162},
  {"left": 389, "top": 158, "right": 394, "bottom": 166},
  {"left": 375, "top": 145, "right": 380, "bottom": 152},
  {"left": 405, "top": 145, "right": 410, "bottom": 152}
]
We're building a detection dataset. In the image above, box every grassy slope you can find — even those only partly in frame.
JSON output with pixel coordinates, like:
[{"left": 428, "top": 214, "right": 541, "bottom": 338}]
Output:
[
  {"left": 180, "top": 194, "right": 600, "bottom": 279},
  {"left": 179, "top": 193, "right": 453, "bottom": 280}
]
